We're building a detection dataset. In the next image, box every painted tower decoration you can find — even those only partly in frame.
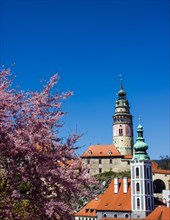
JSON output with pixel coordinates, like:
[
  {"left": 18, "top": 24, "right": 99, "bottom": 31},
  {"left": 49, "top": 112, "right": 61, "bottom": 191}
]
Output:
[
  {"left": 112, "top": 80, "right": 134, "bottom": 155},
  {"left": 131, "top": 123, "right": 154, "bottom": 219}
]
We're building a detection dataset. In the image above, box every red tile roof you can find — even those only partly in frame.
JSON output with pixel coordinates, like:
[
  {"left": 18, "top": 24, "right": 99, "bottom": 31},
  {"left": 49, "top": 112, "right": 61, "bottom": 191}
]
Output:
[
  {"left": 81, "top": 145, "right": 122, "bottom": 158},
  {"left": 145, "top": 206, "right": 170, "bottom": 220},
  {"left": 74, "top": 194, "right": 103, "bottom": 217},
  {"left": 97, "top": 179, "right": 131, "bottom": 211},
  {"left": 124, "top": 155, "right": 133, "bottom": 159}
]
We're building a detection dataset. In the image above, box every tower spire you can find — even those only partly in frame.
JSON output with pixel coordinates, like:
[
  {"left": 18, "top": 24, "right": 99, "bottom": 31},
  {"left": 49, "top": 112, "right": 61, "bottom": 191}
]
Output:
[
  {"left": 119, "top": 74, "right": 123, "bottom": 90},
  {"left": 133, "top": 123, "right": 150, "bottom": 160}
]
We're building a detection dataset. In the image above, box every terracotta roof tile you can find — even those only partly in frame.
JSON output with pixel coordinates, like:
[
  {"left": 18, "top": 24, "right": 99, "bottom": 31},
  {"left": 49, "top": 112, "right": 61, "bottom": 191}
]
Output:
[
  {"left": 145, "top": 206, "right": 170, "bottom": 220},
  {"left": 97, "top": 179, "right": 131, "bottom": 211},
  {"left": 152, "top": 161, "right": 160, "bottom": 170},
  {"left": 124, "top": 155, "right": 133, "bottom": 159},
  {"left": 74, "top": 194, "right": 103, "bottom": 217},
  {"left": 81, "top": 145, "right": 122, "bottom": 158}
]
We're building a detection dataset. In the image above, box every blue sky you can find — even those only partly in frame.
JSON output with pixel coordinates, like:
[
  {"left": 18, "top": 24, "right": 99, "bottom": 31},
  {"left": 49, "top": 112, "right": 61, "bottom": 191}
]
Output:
[{"left": 0, "top": 0, "right": 169, "bottom": 159}]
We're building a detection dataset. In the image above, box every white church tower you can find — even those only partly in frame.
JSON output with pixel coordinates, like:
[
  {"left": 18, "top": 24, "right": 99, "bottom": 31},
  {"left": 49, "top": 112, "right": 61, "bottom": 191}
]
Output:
[{"left": 131, "top": 123, "right": 154, "bottom": 219}]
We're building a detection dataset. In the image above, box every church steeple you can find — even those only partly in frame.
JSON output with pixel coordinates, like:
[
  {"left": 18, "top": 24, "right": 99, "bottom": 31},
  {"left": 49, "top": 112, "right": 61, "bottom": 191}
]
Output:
[
  {"left": 131, "top": 123, "right": 154, "bottom": 218},
  {"left": 133, "top": 123, "right": 150, "bottom": 160},
  {"left": 112, "top": 80, "right": 134, "bottom": 155}
]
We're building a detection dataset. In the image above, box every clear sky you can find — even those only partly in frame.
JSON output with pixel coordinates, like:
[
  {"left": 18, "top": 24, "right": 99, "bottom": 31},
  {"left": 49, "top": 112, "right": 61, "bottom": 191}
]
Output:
[{"left": 0, "top": 0, "right": 169, "bottom": 159}]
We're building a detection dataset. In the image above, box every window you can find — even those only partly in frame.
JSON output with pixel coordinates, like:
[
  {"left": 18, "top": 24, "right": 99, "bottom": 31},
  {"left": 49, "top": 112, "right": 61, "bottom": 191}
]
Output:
[
  {"left": 110, "top": 159, "right": 112, "bottom": 164},
  {"left": 136, "top": 183, "right": 140, "bottom": 192},
  {"left": 136, "top": 167, "right": 139, "bottom": 178},
  {"left": 147, "top": 167, "right": 149, "bottom": 178},
  {"left": 148, "top": 198, "right": 151, "bottom": 210},
  {"left": 87, "top": 159, "right": 90, "bottom": 164},
  {"left": 99, "top": 168, "right": 102, "bottom": 173},
  {"left": 147, "top": 183, "right": 150, "bottom": 194},
  {"left": 114, "top": 214, "right": 117, "bottom": 218},
  {"left": 88, "top": 150, "right": 92, "bottom": 155},
  {"left": 137, "top": 198, "right": 140, "bottom": 209},
  {"left": 103, "top": 213, "right": 107, "bottom": 217},
  {"left": 125, "top": 214, "right": 129, "bottom": 218},
  {"left": 108, "top": 150, "right": 112, "bottom": 155},
  {"left": 119, "top": 128, "right": 123, "bottom": 136},
  {"left": 99, "top": 159, "right": 102, "bottom": 164}
]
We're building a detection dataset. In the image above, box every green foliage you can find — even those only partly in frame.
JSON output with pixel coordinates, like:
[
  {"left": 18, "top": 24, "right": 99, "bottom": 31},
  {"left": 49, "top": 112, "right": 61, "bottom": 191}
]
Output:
[
  {"left": 19, "top": 181, "right": 30, "bottom": 194},
  {"left": 0, "top": 177, "right": 7, "bottom": 193}
]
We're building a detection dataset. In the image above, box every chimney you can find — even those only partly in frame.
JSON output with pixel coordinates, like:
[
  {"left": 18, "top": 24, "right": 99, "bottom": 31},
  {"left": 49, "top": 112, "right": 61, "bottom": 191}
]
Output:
[
  {"left": 123, "top": 177, "right": 128, "bottom": 193},
  {"left": 114, "top": 177, "right": 118, "bottom": 193}
]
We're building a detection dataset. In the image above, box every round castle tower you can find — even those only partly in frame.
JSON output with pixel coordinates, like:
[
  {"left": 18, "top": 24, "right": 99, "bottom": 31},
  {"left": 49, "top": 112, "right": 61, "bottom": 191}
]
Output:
[{"left": 112, "top": 80, "right": 134, "bottom": 155}]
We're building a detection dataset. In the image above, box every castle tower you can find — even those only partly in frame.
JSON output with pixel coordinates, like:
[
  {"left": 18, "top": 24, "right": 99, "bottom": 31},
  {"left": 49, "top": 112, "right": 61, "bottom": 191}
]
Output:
[
  {"left": 112, "top": 80, "right": 133, "bottom": 155},
  {"left": 131, "top": 123, "right": 154, "bottom": 219}
]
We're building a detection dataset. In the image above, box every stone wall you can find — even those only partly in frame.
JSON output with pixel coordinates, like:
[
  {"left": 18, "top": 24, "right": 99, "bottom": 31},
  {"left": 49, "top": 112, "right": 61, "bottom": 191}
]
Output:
[{"left": 82, "top": 157, "right": 131, "bottom": 176}]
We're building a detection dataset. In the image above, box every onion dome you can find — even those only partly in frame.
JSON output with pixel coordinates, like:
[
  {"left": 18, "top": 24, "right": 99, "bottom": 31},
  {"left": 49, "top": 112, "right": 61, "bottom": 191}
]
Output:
[
  {"left": 117, "top": 79, "right": 126, "bottom": 99},
  {"left": 133, "top": 123, "right": 150, "bottom": 160}
]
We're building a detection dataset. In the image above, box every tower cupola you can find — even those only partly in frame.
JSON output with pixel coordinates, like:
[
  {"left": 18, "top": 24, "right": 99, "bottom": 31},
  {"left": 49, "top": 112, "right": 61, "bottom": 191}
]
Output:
[
  {"left": 117, "top": 80, "right": 126, "bottom": 99},
  {"left": 133, "top": 123, "right": 150, "bottom": 160}
]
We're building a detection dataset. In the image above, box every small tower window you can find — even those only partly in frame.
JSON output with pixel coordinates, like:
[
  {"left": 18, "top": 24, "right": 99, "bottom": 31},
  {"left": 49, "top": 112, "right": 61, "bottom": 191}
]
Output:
[
  {"left": 137, "top": 198, "right": 140, "bottom": 209},
  {"left": 110, "top": 159, "right": 112, "bottom": 164},
  {"left": 125, "top": 214, "right": 129, "bottom": 218},
  {"left": 147, "top": 182, "right": 150, "bottom": 194},
  {"left": 136, "top": 183, "right": 140, "bottom": 192},
  {"left": 99, "top": 168, "right": 102, "bottom": 173},
  {"left": 87, "top": 159, "right": 90, "bottom": 164},
  {"left": 148, "top": 198, "right": 151, "bottom": 210},
  {"left": 147, "top": 167, "right": 149, "bottom": 179},
  {"left": 119, "top": 129, "right": 123, "bottom": 136},
  {"left": 99, "top": 159, "right": 102, "bottom": 164},
  {"left": 103, "top": 213, "right": 107, "bottom": 217},
  {"left": 136, "top": 167, "right": 139, "bottom": 178}
]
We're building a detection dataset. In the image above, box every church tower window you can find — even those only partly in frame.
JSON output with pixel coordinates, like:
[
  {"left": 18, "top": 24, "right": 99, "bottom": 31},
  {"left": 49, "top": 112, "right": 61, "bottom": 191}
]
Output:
[
  {"left": 137, "top": 198, "right": 140, "bottom": 209},
  {"left": 136, "top": 167, "right": 139, "bottom": 178},
  {"left": 136, "top": 183, "right": 140, "bottom": 192}
]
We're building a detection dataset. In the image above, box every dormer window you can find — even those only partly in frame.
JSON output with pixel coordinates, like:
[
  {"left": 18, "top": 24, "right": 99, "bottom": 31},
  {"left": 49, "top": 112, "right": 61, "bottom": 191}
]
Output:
[
  {"left": 108, "top": 150, "right": 112, "bottom": 155},
  {"left": 88, "top": 150, "right": 92, "bottom": 155},
  {"left": 85, "top": 209, "right": 89, "bottom": 213}
]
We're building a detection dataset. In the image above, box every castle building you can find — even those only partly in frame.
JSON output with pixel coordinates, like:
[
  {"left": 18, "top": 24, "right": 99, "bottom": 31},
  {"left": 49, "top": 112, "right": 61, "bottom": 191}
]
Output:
[{"left": 81, "top": 81, "right": 133, "bottom": 176}]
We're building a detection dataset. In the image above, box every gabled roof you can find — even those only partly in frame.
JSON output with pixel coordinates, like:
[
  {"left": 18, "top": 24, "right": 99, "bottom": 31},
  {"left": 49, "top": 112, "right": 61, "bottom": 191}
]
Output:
[
  {"left": 97, "top": 179, "right": 131, "bottom": 211},
  {"left": 74, "top": 194, "right": 103, "bottom": 217},
  {"left": 81, "top": 145, "right": 122, "bottom": 158},
  {"left": 145, "top": 206, "right": 170, "bottom": 220}
]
